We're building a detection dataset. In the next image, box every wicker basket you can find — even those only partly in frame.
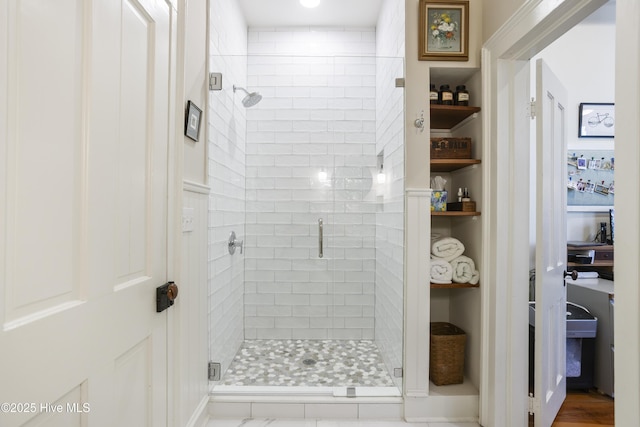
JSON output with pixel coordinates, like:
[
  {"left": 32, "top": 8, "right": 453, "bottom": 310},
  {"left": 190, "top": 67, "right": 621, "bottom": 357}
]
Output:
[{"left": 429, "top": 322, "right": 466, "bottom": 386}]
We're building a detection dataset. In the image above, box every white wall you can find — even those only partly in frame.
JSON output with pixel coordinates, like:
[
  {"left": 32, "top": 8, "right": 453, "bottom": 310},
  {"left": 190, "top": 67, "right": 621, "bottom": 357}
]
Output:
[
  {"left": 179, "top": 185, "right": 210, "bottom": 425},
  {"left": 482, "top": 0, "right": 524, "bottom": 42},
  {"left": 530, "top": 2, "right": 615, "bottom": 264},
  {"left": 183, "top": 0, "right": 208, "bottom": 185},
  {"left": 179, "top": 0, "right": 211, "bottom": 423},
  {"left": 208, "top": 0, "right": 248, "bottom": 381}
]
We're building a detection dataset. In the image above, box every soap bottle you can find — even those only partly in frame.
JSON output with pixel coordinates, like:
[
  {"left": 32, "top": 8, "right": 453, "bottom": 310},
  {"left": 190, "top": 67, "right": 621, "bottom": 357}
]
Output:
[
  {"left": 462, "top": 188, "right": 471, "bottom": 202},
  {"left": 457, "top": 188, "right": 463, "bottom": 202}
]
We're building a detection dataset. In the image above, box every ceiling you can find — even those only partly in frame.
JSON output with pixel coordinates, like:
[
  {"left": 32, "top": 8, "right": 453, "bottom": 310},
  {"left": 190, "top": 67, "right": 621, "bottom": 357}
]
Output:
[
  {"left": 236, "top": 0, "right": 615, "bottom": 28},
  {"left": 237, "top": 0, "right": 384, "bottom": 27}
]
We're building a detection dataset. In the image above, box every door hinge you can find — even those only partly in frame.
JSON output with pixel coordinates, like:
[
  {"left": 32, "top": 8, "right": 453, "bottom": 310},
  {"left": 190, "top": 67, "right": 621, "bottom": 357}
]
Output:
[
  {"left": 209, "top": 72, "right": 222, "bottom": 91},
  {"left": 528, "top": 98, "right": 536, "bottom": 119},
  {"left": 395, "top": 78, "right": 405, "bottom": 88},
  {"left": 528, "top": 393, "right": 540, "bottom": 415},
  {"left": 208, "top": 362, "right": 221, "bottom": 381}
]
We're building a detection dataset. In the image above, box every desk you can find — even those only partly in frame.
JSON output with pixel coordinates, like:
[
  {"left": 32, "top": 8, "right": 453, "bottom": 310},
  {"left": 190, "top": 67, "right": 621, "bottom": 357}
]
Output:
[{"left": 567, "top": 278, "right": 614, "bottom": 397}]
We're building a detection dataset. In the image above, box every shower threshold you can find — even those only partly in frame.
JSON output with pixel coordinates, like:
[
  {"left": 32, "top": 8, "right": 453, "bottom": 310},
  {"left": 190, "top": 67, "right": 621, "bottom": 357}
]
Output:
[{"left": 210, "top": 385, "right": 402, "bottom": 398}]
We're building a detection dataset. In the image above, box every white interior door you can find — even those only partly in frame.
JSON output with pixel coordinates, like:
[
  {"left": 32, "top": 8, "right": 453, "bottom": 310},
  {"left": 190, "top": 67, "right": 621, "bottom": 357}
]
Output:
[
  {"left": 0, "top": 0, "right": 173, "bottom": 426},
  {"left": 534, "top": 58, "right": 568, "bottom": 427}
]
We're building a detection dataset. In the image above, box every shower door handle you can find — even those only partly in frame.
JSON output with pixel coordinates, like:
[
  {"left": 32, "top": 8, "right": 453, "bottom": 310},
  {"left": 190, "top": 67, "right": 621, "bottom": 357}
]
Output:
[{"left": 318, "top": 218, "right": 323, "bottom": 258}]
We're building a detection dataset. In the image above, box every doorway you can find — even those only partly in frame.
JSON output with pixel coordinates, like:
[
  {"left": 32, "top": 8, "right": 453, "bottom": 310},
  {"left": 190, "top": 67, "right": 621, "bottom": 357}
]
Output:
[
  {"left": 528, "top": 4, "right": 616, "bottom": 426},
  {"left": 480, "top": 0, "right": 615, "bottom": 426}
]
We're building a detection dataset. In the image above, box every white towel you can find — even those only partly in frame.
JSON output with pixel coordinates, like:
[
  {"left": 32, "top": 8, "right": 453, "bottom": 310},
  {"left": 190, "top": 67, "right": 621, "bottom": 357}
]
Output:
[
  {"left": 469, "top": 270, "right": 480, "bottom": 285},
  {"left": 451, "top": 255, "right": 476, "bottom": 283},
  {"left": 431, "top": 237, "right": 465, "bottom": 262},
  {"left": 430, "top": 258, "right": 453, "bottom": 284}
]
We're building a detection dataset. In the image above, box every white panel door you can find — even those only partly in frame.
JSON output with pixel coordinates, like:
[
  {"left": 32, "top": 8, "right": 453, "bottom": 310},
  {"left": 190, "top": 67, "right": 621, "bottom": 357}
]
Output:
[
  {"left": 534, "top": 58, "right": 568, "bottom": 427},
  {"left": 0, "top": 0, "right": 174, "bottom": 426}
]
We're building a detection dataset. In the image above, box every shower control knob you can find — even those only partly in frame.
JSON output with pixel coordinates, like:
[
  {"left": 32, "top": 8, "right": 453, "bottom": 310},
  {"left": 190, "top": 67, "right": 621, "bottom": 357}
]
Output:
[{"left": 228, "top": 231, "right": 244, "bottom": 255}]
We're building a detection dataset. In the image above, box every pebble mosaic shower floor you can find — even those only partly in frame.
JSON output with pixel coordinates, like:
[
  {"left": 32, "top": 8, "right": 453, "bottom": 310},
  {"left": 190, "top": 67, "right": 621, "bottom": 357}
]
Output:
[{"left": 220, "top": 339, "right": 396, "bottom": 387}]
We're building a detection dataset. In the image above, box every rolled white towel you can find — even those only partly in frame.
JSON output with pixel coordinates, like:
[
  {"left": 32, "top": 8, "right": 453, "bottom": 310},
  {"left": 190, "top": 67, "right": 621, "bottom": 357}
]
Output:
[
  {"left": 451, "top": 255, "right": 475, "bottom": 283},
  {"left": 431, "top": 237, "right": 465, "bottom": 262},
  {"left": 430, "top": 258, "right": 453, "bottom": 284},
  {"left": 469, "top": 269, "right": 480, "bottom": 285}
]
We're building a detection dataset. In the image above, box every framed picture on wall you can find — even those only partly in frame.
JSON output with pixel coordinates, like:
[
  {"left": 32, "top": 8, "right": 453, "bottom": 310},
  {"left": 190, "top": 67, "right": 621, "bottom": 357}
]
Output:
[
  {"left": 418, "top": 0, "right": 469, "bottom": 61},
  {"left": 185, "top": 100, "right": 202, "bottom": 142},
  {"left": 578, "top": 102, "right": 615, "bottom": 138}
]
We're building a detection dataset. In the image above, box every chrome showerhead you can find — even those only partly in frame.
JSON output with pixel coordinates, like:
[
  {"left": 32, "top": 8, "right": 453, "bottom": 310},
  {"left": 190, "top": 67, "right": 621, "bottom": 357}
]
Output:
[{"left": 233, "top": 85, "right": 262, "bottom": 108}]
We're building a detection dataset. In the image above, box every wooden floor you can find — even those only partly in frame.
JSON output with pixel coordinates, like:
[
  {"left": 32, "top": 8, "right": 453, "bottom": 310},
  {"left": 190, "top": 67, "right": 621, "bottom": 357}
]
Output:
[{"left": 529, "top": 390, "right": 614, "bottom": 427}]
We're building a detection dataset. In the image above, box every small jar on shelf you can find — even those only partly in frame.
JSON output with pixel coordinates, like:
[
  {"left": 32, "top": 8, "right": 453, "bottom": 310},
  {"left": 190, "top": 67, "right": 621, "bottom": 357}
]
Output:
[
  {"left": 438, "top": 84, "right": 453, "bottom": 105},
  {"left": 454, "top": 85, "right": 469, "bottom": 106},
  {"left": 430, "top": 84, "right": 439, "bottom": 105}
]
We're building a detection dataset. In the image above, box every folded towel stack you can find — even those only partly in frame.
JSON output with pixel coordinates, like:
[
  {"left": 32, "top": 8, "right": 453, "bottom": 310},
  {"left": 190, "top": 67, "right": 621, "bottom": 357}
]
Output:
[{"left": 430, "top": 238, "right": 480, "bottom": 285}]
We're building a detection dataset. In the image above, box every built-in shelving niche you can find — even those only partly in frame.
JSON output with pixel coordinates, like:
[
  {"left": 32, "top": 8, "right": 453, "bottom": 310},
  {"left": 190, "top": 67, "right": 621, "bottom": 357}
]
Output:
[{"left": 428, "top": 67, "right": 483, "bottom": 398}]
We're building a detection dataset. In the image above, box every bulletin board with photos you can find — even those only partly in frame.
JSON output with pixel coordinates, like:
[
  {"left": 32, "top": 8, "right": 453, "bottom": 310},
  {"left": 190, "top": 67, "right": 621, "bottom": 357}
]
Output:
[{"left": 567, "top": 150, "right": 614, "bottom": 210}]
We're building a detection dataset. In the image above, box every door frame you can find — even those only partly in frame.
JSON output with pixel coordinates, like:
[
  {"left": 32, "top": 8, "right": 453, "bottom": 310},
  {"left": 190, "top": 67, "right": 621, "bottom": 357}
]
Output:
[
  {"left": 480, "top": 1, "right": 609, "bottom": 426},
  {"left": 612, "top": 1, "right": 640, "bottom": 426}
]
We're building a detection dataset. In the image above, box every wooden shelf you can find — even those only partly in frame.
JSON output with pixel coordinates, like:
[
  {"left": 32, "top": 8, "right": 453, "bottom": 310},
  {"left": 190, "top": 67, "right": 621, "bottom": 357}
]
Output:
[
  {"left": 430, "top": 159, "right": 481, "bottom": 172},
  {"left": 431, "top": 282, "right": 480, "bottom": 289},
  {"left": 567, "top": 243, "right": 614, "bottom": 268},
  {"left": 431, "top": 211, "right": 481, "bottom": 217},
  {"left": 568, "top": 262, "right": 613, "bottom": 268},
  {"left": 430, "top": 105, "right": 481, "bottom": 129}
]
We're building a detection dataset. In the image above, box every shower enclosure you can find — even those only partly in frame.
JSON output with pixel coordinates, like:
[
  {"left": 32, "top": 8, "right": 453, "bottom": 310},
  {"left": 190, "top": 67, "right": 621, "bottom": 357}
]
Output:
[{"left": 208, "top": 48, "right": 404, "bottom": 396}]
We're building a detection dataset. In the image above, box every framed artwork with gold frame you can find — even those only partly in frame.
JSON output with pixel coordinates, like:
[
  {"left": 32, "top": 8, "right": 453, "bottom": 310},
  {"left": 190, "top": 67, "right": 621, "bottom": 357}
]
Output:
[{"left": 419, "top": 0, "right": 469, "bottom": 61}]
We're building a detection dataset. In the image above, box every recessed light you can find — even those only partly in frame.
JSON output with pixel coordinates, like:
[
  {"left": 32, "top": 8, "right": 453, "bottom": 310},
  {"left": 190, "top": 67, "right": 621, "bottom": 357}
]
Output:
[{"left": 300, "top": 0, "right": 320, "bottom": 8}]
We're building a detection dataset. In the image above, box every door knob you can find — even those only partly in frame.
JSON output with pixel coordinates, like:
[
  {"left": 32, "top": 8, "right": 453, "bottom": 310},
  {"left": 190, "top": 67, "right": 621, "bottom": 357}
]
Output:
[
  {"left": 156, "top": 281, "right": 178, "bottom": 312},
  {"left": 564, "top": 270, "right": 578, "bottom": 280},
  {"left": 167, "top": 282, "right": 179, "bottom": 301}
]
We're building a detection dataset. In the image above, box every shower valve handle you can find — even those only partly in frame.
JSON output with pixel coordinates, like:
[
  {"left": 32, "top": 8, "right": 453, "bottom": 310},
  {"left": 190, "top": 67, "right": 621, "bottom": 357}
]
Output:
[{"left": 228, "top": 231, "right": 243, "bottom": 255}]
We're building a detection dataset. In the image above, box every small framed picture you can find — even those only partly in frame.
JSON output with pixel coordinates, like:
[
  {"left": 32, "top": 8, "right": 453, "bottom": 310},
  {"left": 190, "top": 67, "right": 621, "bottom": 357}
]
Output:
[
  {"left": 419, "top": 0, "right": 469, "bottom": 61},
  {"left": 578, "top": 103, "right": 615, "bottom": 138},
  {"left": 185, "top": 100, "right": 202, "bottom": 142}
]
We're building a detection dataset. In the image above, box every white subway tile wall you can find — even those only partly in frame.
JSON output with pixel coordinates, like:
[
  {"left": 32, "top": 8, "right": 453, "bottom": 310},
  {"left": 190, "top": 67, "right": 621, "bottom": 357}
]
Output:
[
  {"left": 208, "top": 0, "right": 405, "bottom": 390},
  {"left": 245, "top": 28, "right": 378, "bottom": 341},
  {"left": 208, "top": 0, "right": 249, "bottom": 380},
  {"left": 374, "top": 0, "right": 406, "bottom": 389}
]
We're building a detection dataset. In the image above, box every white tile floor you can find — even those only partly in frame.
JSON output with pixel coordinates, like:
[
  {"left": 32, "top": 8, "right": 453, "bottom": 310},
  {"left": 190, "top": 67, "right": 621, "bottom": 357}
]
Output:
[{"left": 207, "top": 420, "right": 480, "bottom": 427}]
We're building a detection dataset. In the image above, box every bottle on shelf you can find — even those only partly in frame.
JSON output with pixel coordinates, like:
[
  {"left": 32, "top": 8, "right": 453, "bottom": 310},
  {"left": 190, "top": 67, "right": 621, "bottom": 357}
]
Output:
[
  {"left": 430, "top": 84, "right": 439, "bottom": 105},
  {"left": 439, "top": 84, "right": 453, "bottom": 105},
  {"left": 454, "top": 85, "right": 469, "bottom": 106}
]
